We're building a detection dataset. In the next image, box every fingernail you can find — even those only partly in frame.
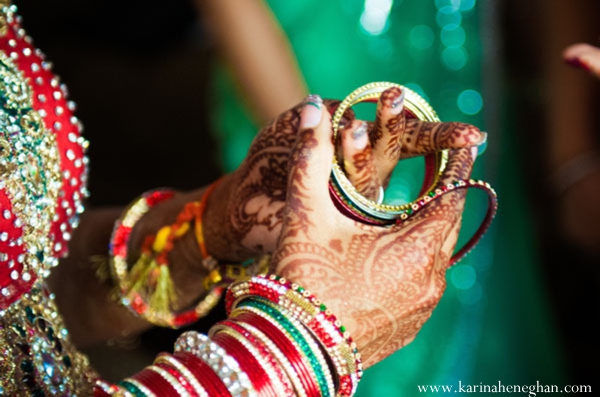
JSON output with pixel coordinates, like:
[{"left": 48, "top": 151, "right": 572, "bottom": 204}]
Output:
[
  {"left": 475, "top": 131, "right": 488, "bottom": 146},
  {"left": 565, "top": 57, "right": 591, "bottom": 72},
  {"left": 301, "top": 94, "right": 323, "bottom": 128},
  {"left": 390, "top": 89, "right": 405, "bottom": 115},
  {"left": 471, "top": 146, "right": 478, "bottom": 161},
  {"left": 352, "top": 121, "right": 368, "bottom": 149}
]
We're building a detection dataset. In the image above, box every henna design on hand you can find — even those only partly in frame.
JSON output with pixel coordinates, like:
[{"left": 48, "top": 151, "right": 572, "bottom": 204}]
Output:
[
  {"left": 401, "top": 120, "right": 484, "bottom": 157},
  {"left": 271, "top": 105, "right": 476, "bottom": 368},
  {"left": 348, "top": 146, "right": 379, "bottom": 200},
  {"left": 213, "top": 100, "right": 353, "bottom": 259}
]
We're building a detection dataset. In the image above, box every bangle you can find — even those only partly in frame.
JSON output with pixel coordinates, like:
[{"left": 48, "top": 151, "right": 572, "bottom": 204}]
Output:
[
  {"left": 155, "top": 353, "right": 208, "bottom": 397},
  {"left": 119, "top": 378, "right": 155, "bottom": 397},
  {"left": 109, "top": 182, "right": 229, "bottom": 328},
  {"left": 329, "top": 82, "right": 445, "bottom": 221},
  {"left": 395, "top": 178, "right": 498, "bottom": 266},
  {"left": 227, "top": 274, "right": 362, "bottom": 397},
  {"left": 231, "top": 310, "right": 320, "bottom": 397},
  {"left": 109, "top": 189, "right": 176, "bottom": 326},
  {"left": 234, "top": 298, "right": 335, "bottom": 397},
  {"left": 225, "top": 320, "right": 307, "bottom": 397},
  {"left": 146, "top": 365, "right": 189, "bottom": 395},
  {"left": 175, "top": 331, "right": 256, "bottom": 397},
  {"left": 329, "top": 82, "right": 497, "bottom": 266},
  {"left": 212, "top": 320, "right": 295, "bottom": 397},
  {"left": 211, "top": 331, "right": 277, "bottom": 396},
  {"left": 174, "top": 352, "right": 231, "bottom": 397},
  {"left": 154, "top": 362, "right": 199, "bottom": 397},
  {"left": 94, "top": 380, "right": 127, "bottom": 396}
]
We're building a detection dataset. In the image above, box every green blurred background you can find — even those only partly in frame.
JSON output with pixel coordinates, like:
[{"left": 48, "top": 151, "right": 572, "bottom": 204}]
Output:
[{"left": 211, "top": 1, "right": 565, "bottom": 395}]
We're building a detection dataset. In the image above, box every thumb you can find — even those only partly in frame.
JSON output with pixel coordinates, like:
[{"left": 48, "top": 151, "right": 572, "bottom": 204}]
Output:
[{"left": 285, "top": 95, "right": 335, "bottom": 219}]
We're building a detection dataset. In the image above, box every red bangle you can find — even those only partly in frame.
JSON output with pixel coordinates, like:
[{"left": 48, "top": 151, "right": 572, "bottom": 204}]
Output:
[
  {"left": 131, "top": 368, "right": 178, "bottom": 395},
  {"left": 233, "top": 311, "right": 320, "bottom": 397},
  {"left": 155, "top": 353, "right": 208, "bottom": 397},
  {"left": 217, "top": 320, "right": 295, "bottom": 397},
  {"left": 211, "top": 331, "right": 276, "bottom": 397},
  {"left": 174, "top": 352, "right": 232, "bottom": 397},
  {"left": 155, "top": 361, "right": 198, "bottom": 397},
  {"left": 226, "top": 275, "right": 362, "bottom": 396}
]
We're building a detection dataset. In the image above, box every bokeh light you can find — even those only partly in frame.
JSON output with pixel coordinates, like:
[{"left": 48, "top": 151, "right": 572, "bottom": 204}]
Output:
[
  {"left": 457, "top": 89, "right": 483, "bottom": 115},
  {"left": 435, "top": 0, "right": 460, "bottom": 11},
  {"left": 451, "top": 264, "right": 477, "bottom": 290},
  {"left": 409, "top": 25, "right": 435, "bottom": 50},
  {"left": 441, "top": 46, "right": 468, "bottom": 70},
  {"left": 360, "top": 0, "right": 394, "bottom": 36},
  {"left": 459, "top": 0, "right": 476, "bottom": 12},
  {"left": 436, "top": 6, "right": 462, "bottom": 27},
  {"left": 441, "top": 24, "right": 466, "bottom": 48}
]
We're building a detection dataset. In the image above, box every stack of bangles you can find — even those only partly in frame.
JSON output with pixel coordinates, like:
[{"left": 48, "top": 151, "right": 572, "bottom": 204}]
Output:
[{"left": 95, "top": 274, "right": 362, "bottom": 397}]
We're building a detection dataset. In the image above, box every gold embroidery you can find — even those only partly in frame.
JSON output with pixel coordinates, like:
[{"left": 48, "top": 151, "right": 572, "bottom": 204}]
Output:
[{"left": 0, "top": 284, "right": 96, "bottom": 396}]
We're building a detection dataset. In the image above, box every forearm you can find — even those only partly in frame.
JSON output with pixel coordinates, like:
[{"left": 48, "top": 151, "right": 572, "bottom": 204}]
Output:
[
  {"left": 95, "top": 275, "right": 360, "bottom": 397},
  {"left": 49, "top": 177, "right": 247, "bottom": 347},
  {"left": 48, "top": 208, "right": 152, "bottom": 348},
  {"left": 198, "top": 0, "right": 307, "bottom": 123}
]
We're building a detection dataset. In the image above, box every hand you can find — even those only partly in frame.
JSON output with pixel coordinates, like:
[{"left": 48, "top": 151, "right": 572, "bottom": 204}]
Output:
[
  {"left": 209, "top": 89, "right": 484, "bottom": 261},
  {"left": 271, "top": 99, "right": 478, "bottom": 368},
  {"left": 127, "top": 90, "right": 484, "bottom": 306}
]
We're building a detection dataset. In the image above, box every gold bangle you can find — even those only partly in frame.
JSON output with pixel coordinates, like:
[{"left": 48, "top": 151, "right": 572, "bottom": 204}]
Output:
[{"left": 330, "top": 82, "right": 447, "bottom": 221}]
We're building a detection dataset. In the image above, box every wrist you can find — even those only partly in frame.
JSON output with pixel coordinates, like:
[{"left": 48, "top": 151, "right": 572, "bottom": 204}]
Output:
[{"left": 202, "top": 173, "right": 256, "bottom": 262}]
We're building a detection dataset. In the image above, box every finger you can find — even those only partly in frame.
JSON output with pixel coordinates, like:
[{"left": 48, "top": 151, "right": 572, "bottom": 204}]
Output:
[
  {"left": 370, "top": 87, "right": 405, "bottom": 184},
  {"left": 341, "top": 120, "right": 381, "bottom": 201},
  {"left": 323, "top": 99, "right": 356, "bottom": 129},
  {"left": 396, "top": 147, "right": 476, "bottom": 272},
  {"left": 400, "top": 119, "right": 486, "bottom": 158},
  {"left": 403, "top": 147, "right": 476, "bottom": 235},
  {"left": 285, "top": 95, "right": 335, "bottom": 219},
  {"left": 564, "top": 43, "right": 600, "bottom": 79}
]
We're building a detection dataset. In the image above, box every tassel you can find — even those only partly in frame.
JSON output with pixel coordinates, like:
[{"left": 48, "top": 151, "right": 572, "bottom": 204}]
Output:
[
  {"left": 91, "top": 255, "right": 110, "bottom": 283},
  {"left": 149, "top": 265, "right": 178, "bottom": 318},
  {"left": 126, "top": 253, "right": 156, "bottom": 295}
]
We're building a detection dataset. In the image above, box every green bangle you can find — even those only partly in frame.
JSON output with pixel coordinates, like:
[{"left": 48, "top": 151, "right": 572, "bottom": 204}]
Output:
[{"left": 237, "top": 297, "right": 335, "bottom": 397}]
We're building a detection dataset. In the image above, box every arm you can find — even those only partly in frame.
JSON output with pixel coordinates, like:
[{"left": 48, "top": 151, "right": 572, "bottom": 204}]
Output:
[
  {"left": 95, "top": 97, "right": 485, "bottom": 396},
  {"left": 197, "top": 0, "right": 308, "bottom": 123},
  {"left": 51, "top": 91, "right": 484, "bottom": 347}
]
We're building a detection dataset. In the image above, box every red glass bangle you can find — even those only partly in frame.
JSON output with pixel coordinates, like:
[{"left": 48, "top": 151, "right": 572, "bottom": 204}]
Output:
[
  {"left": 225, "top": 321, "right": 305, "bottom": 396},
  {"left": 218, "top": 320, "right": 295, "bottom": 397},
  {"left": 174, "top": 352, "right": 232, "bottom": 397},
  {"left": 233, "top": 311, "right": 320, "bottom": 397},
  {"left": 155, "top": 362, "right": 198, "bottom": 397},
  {"left": 211, "top": 331, "right": 276, "bottom": 397},
  {"left": 131, "top": 368, "right": 178, "bottom": 396},
  {"left": 156, "top": 353, "right": 208, "bottom": 397}
]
